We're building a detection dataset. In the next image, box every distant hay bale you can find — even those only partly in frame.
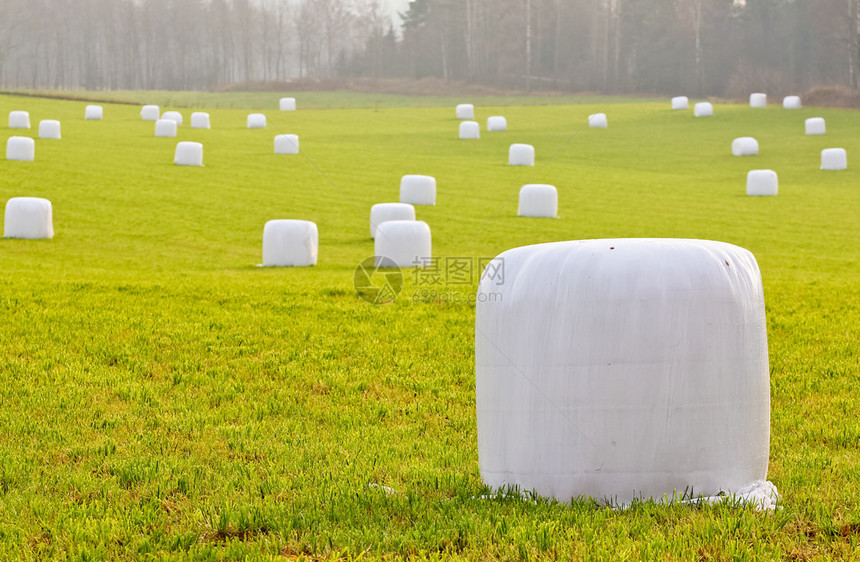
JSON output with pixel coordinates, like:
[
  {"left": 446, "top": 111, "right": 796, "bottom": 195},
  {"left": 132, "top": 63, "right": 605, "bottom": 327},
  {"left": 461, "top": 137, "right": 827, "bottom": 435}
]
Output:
[
  {"left": 694, "top": 102, "right": 713, "bottom": 117},
  {"left": 588, "top": 113, "right": 607, "bottom": 128},
  {"left": 805, "top": 118, "right": 826, "bottom": 135},
  {"left": 247, "top": 113, "right": 266, "bottom": 129},
  {"left": 487, "top": 116, "right": 507, "bottom": 131},
  {"left": 370, "top": 202, "right": 416, "bottom": 238},
  {"left": 459, "top": 121, "right": 480, "bottom": 139},
  {"left": 456, "top": 104, "right": 475, "bottom": 120},
  {"left": 749, "top": 93, "right": 767, "bottom": 108},
  {"left": 374, "top": 220, "right": 431, "bottom": 268},
  {"left": 746, "top": 170, "right": 778, "bottom": 196},
  {"left": 155, "top": 119, "right": 178, "bottom": 138},
  {"left": 274, "top": 134, "right": 300, "bottom": 154},
  {"left": 400, "top": 175, "right": 436, "bottom": 206},
  {"left": 732, "top": 137, "right": 759, "bottom": 157},
  {"left": 190, "top": 112, "right": 211, "bottom": 129},
  {"left": 8, "top": 111, "right": 30, "bottom": 129},
  {"left": 517, "top": 184, "right": 558, "bottom": 218},
  {"left": 6, "top": 137, "right": 35, "bottom": 161},
  {"left": 671, "top": 96, "right": 689, "bottom": 110},
  {"left": 509, "top": 143, "right": 535, "bottom": 166},
  {"left": 174, "top": 141, "right": 203, "bottom": 166},
  {"left": 4, "top": 197, "right": 53, "bottom": 239},
  {"left": 821, "top": 148, "right": 847, "bottom": 170},
  {"left": 85, "top": 105, "right": 103, "bottom": 120},
  {"left": 783, "top": 96, "right": 802, "bottom": 109},
  {"left": 161, "top": 111, "right": 183, "bottom": 126},
  {"left": 279, "top": 97, "right": 296, "bottom": 111},
  {"left": 141, "top": 105, "right": 160, "bottom": 121},
  {"left": 262, "top": 219, "right": 318, "bottom": 267},
  {"left": 38, "top": 120, "right": 61, "bottom": 140}
]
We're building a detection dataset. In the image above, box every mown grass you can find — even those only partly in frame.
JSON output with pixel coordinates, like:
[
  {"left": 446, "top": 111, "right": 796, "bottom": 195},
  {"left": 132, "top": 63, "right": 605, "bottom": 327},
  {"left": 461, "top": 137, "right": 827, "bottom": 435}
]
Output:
[{"left": 0, "top": 92, "right": 858, "bottom": 560}]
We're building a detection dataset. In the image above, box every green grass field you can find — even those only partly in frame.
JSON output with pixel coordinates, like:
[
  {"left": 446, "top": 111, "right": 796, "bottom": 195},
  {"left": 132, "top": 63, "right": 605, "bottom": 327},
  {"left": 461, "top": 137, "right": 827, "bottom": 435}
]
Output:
[{"left": 0, "top": 91, "right": 858, "bottom": 560}]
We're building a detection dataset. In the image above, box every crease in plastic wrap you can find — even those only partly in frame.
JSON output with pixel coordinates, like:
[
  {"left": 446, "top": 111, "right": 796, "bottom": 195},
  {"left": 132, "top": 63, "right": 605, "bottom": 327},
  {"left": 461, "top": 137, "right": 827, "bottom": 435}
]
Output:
[{"left": 475, "top": 238, "right": 773, "bottom": 507}]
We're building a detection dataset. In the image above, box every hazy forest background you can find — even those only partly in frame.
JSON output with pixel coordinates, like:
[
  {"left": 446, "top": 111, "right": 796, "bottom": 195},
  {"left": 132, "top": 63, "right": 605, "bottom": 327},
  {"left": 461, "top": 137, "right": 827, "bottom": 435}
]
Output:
[{"left": 2, "top": 0, "right": 860, "bottom": 98}]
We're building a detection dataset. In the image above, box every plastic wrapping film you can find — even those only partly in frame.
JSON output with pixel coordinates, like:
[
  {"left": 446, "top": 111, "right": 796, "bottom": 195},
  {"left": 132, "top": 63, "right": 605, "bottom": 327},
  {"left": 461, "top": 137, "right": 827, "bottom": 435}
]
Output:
[
  {"left": 783, "top": 96, "right": 802, "bottom": 109},
  {"left": 518, "top": 184, "right": 558, "bottom": 218},
  {"left": 174, "top": 142, "right": 203, "bottom": 166},
  {"left": 747, "top": 170, "right": 778, "bottom": 196},
  {"left": 694, "top": 102, "right": 713, "bottom": 117},
  {"left": 456, "top": 104, "right": 475, "bottom": 120},
  {"left": 374, "top": 220, "right": 431, "bottom": 268},
  {"left": 671, "top": 97, "right": 688, "bottom": 110},
  {"left": 400, "top": 175, "right": 436, "bottom": 206},
  {"left": 190, "top": 112, "right": 211, "bottom": 129},
  {"left": 38, "top": 120, "right": 61, "bottom": 140},
  {"left": 141, "top": 105, "right": 160, "bottom": 121},
  {"left": 370, "top": 203, "right": 415, "bottom": 238},
  {"left": 475, "top": 238, "right": 771, "bottom": 505},
  {"left": 8, "top": 111, "right": 30, "bottom": 129},
  {"left": 805, "top": 118, "right": 826, "bottom": 135},
  {"left": 280, "top": 97, "right": 296, "bottom": 111},
  {"left": 85, "top": 105, "right": 103, "bottom": 120},
  {"left": 459, "top": 121, "right": 480, "bottom": 139},
  {"left": 821, "top": 148, "right": 847, "bottom": 170},
  {"left": 155, "top": 119, "right": 178, "bottom": 138},
  {"left": 509, "top": 144, "right": 535, "bottom": 166},
  {"left": 487, "top": 116, "right": 507, "bottom": 131},
  {"left": 4, "top": 197, "right": 53, "bottom": 239},
  {"left": 6, "top": 137, "right": 35, "bottom": 161},
  {"left": 262, "top": 220, "right": 318, "bottom": 267},
  {"left": 588, "top": 113, "right": 607, "bottom": 128},
  {"left": 275, "top": 134, "right": 300, "bottom": 155},
  {"left": 161, "top": 111, "right": 183, "bottom": 126},
  {"left": 247, "top": 113, "right": 266, "bottom": 129},
  {"left": 732, "top": 137, "right": 759, "bottom": 157},
  {"left": 749, "top": 93, "right": 767, "bottom": 108}
]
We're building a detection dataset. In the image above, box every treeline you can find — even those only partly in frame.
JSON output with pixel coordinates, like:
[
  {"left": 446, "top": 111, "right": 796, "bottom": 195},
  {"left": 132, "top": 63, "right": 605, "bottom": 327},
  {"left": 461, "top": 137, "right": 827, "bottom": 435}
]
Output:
[{"left": 2, "top": 0, "right": 859, "bottom": 97}]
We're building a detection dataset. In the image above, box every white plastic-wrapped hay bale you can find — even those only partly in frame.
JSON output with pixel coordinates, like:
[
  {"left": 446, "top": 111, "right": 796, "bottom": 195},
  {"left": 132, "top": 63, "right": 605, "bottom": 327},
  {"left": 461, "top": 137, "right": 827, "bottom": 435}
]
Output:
[
  {"left": 400, "top": 175, "right": 436, "bottom": 206},
  {"left": 155, "top": 119, "right": 178, "bottom": 138},
  {"left": 262, "top": 219, "right": 318, "bottom": 267},
  {"left": 162, "top": 111, "right": 183, "bottom": 126},
  {"left": 190, "top": 112, "right": 211, "bottom": 129},
  {"left": 694, "top": 102, "right": 713, "bottom": 117},
  {"left": 279, "top": 97, "right": 296, "bottom": 111},
  {"left": 783, "top": 96, "right": 802, "bottom": 109},
  {"left": 588, "top": 113, "right": 607, "bottom": 128},
  {"left": 821, "top": 148, "right": 847, "bottom": 170},
  {"left": 370, "top": 202, "right": 416, "bottom": 238},
  {"left": 4, "top": 197, "right": 53, "bottom": 239},
  {"left": 732, "top": 137, "right": 759, "bottom": 157},
  {"left": 749, "top": 93, "right": 767, "bottom": 108},
  {"left": 509, "top": 143, "right": 535, "bottom": 166},
  {"left": 174, "top": 142, "right": 203, "bottom": 166},
  {"left": 374, "top": 220, "right": 431, "bottom": 268},
  {"left": 85, "top": 105, "right": 103, "bottom": 120},
  {"left": 459, "top": 121, "right": 480, "bottom": 139},
  {"left": 247, "top": 113, "right": 266, "bottom": 129},
  {"left": 141, "top": 105, "right": 160, "bottom": 121},
  {"left": 747, "top": 170, "right": 778, "bottom": 196},
  {"left": 475, "top": 238, "right": 771, "bottom": 505},
  {"left": 274, "top": 134, "right": 300, "bottom": 155},
  {"left": 671, "top": 96, "right": 689, "bottom": 110},
  {"left": 518, "top": 184, "right": 558, "bottom": 218},
  {"left": 805, "top": 117, "right": 826, "bottom": 135},
  {"left": 38, "top": 120, "right": 61, "bottom": 139},
  {"left": 6, "top": 137, "right": 35, "bottom": 161},
  {"left": 8, "top": 111, "right": 30, "bottom": 129},
  {"left": 487, "top": 116, "right": 507, "bottom": 131},
  {"left": 456, "top": 104, "right": 475, "bottom": 120}
]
